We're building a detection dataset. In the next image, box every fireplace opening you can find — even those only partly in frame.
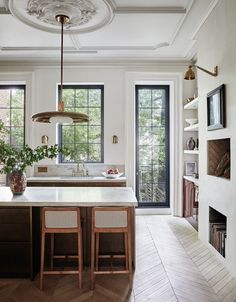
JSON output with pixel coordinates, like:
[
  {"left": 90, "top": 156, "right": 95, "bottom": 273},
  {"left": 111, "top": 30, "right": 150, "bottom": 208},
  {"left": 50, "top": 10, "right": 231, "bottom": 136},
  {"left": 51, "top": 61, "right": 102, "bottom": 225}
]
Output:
[
  {"left": 209, "top": 207, "right": 227, "bottom": 257},
  {"left": 208, "top": 138, "right": 230, "bottom": 179}
]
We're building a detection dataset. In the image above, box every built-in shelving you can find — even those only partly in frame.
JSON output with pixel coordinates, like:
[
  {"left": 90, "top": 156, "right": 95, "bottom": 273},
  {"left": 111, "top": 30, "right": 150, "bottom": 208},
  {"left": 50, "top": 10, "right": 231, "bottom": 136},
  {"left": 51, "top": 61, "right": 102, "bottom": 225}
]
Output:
[
  {"left": 184, "top": 97, "right": 199, "bottom": 110},
  {"left": 184, "top": 150, "right": 199, "bottom": 155},
  {"left": 184, "top": 123, "right": 199, "bottom": 131},
  {"left": 183, "top": 175, "right": 199, "bottom": 186}
]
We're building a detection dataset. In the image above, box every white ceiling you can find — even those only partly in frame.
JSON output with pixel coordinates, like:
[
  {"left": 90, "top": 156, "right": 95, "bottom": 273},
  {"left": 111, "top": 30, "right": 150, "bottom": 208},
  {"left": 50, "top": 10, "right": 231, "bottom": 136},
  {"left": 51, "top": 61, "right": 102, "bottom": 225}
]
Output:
[{"left": 0, "top": 0, "right": 219, "bottom": 62}]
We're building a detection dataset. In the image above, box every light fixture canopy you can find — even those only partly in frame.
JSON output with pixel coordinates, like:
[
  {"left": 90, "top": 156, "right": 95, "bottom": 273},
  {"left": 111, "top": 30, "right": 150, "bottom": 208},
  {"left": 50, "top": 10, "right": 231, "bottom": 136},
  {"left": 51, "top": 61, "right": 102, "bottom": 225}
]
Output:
[
  {"left": 184, "top": 65, "right": 218, "bottom": 80},
  {"left": 32, "top": 14, "right": 89, "bottom": 124}
]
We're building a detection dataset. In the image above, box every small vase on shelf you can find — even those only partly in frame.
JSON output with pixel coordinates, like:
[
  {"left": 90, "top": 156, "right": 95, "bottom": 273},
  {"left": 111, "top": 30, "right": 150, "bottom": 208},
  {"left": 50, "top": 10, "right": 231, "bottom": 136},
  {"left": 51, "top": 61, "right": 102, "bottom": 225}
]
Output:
[{"left": 186, "top": 137, "right": 196, "bottom": 150}]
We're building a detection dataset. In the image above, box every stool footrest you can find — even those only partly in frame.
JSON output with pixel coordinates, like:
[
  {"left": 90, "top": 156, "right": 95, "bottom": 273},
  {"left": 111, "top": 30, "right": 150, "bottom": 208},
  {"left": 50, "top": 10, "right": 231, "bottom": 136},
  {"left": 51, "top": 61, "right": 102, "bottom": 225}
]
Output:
[
  {"left": 43, "top": 270, "right": 79, "bottom": 275},
  {"left": 94, "top": 270, "right": 130, "bottom": 275},
  {"left": 98, "top": 254, "right": 125, "bottom": 259},
  {"left": 53, "top": 255, "right": 79, "bottom": 259}
]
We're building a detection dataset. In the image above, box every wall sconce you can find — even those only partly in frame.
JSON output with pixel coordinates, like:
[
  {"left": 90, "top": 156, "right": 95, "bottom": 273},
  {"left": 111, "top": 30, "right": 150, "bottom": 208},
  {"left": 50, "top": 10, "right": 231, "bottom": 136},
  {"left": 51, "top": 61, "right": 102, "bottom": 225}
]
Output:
[
  {"left": 112, "top": 135, "right": 118, "bottom": 144},
  {"left": 41, "top": 135, "right": 49, "bottom": 144},
  {"left": 184, "top": 65, "right": 218, "bottom": 80}
]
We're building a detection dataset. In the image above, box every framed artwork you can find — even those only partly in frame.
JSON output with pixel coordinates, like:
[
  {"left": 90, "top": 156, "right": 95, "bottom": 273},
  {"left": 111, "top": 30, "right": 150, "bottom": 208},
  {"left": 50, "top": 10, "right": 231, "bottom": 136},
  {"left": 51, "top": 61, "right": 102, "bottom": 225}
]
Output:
[
  {"left": 207, "top": 84, "right": 225, "bottom": 130},
  {"left": 185, "top": 161, "right": 197, "bottom": 176}
]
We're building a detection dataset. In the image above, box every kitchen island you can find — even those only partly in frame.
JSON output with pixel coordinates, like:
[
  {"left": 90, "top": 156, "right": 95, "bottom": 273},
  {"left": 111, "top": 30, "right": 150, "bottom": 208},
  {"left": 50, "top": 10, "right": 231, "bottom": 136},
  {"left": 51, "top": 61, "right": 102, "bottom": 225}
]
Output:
[{"left": 0, "top": 186, "right": 137, "bottom": 278}]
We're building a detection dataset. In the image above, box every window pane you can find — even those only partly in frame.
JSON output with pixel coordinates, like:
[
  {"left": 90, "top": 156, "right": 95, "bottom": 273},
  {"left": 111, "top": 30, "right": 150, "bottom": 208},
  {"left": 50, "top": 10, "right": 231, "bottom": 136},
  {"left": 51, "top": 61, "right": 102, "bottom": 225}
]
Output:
[
  {"left": 89, "top": 126, "right": 101, "bottom": 143},
  {"left": 0, "top": 90, "right": 10, "bottom": 107},
  {"left": 89, "top": 89, "right": 101, "bottom": 106},
  {"left": 0, "top": 109, "right": 10, "bottom": 126},
  {"left": 63, "top": 89, "right": 75, "bottom": 107},
  {"left": 11, "top": 109, "right": 24, "bottom": 126},
  {"left": 152, "top": 89, "right": 165, "bottom": 109},
  {"left": 88, "top": 108, "right": 101, "bottom": 125},
  {"left": 139, "top": 109, "right": 152, "bottom": 127},
  {"left": 75, "top": 126, "right": 88, "bottom": 143},
  {"left": 62, "top": 125, "right": 75, "bottom": 144},
  {"left": 76, "top": 90, "right": 88, "bottom": 107},
  {"left": 11, "top": 89, "right": 24, "bottom": 107},
  {"left": 88, "top": 144, "right": 100, "bottom": 162},
  {"left": 139, "top": 89, "right": 151, "bottom": 107},
  {"left": 11, "top": 127, "right": 24, "bottom": 146}
]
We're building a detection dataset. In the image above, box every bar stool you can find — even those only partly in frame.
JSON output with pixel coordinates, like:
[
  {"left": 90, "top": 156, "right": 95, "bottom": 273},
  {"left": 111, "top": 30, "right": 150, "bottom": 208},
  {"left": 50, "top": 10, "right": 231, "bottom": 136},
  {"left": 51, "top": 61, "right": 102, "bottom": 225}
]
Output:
[
  {"left": 91, "top": 207, "right": 132, "bottom": 289},
  {"left": 40, "top": 207, "right": 83, "bottom": 290}
]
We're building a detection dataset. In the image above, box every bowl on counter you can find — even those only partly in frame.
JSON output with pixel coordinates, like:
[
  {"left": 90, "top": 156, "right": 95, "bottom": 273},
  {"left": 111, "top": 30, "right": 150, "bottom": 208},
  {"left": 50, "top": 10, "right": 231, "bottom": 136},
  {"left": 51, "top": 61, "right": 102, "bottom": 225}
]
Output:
[
  {"left": 185, "top": 118, "right": 198, "bottom": 125},
  {"left": 102, "top": 172, "right": 123, "bottom": 179}
]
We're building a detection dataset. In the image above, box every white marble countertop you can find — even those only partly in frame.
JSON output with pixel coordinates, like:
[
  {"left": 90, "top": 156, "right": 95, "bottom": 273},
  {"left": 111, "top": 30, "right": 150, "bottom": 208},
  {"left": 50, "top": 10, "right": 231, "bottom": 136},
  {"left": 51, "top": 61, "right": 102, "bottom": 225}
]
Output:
[
  {"left": 27, "top": 176, "right": 127, "bottom": 183},
  {"left": 0, "top": 186, "right": 137, "bottom": 207}
]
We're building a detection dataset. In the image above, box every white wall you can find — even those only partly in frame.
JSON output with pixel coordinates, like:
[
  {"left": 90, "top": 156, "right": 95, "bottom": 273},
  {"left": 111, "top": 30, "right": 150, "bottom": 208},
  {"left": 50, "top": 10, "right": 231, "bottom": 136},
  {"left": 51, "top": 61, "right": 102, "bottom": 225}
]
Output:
[
  {"left": 197, "top": 0, "right": 236, "bottom": 276},
  {"left": 0, "top": 61, "right": 190, "bottom": 214}
]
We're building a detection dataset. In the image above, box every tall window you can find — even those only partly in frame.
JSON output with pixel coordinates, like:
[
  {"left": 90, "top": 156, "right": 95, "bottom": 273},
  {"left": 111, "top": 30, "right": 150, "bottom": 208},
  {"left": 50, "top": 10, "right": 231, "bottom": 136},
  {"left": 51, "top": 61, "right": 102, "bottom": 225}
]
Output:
[
  {"left": 58, "top": 85, "right": 104, "bottom": 163},
  {"left": 0, "top": 85, "right": 25, "bottom": 148},
  {"left": 136, "top": 85, "right": 169, "bottom": 207}
]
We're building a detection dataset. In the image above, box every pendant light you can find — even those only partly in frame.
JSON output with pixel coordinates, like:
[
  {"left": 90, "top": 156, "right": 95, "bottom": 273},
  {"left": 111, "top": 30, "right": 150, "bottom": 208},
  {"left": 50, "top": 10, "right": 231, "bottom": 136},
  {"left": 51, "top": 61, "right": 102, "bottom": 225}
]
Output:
[{"left": 32, "top": 15, "right": 89, "bottom": 124}]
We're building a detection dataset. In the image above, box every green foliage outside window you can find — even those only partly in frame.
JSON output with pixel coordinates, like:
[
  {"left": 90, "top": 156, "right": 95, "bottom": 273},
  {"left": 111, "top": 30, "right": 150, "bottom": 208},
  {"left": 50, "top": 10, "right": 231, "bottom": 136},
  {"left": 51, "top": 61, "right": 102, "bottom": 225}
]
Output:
[{"left": 59, "top": 85, "right": 104, "bottom": 163}]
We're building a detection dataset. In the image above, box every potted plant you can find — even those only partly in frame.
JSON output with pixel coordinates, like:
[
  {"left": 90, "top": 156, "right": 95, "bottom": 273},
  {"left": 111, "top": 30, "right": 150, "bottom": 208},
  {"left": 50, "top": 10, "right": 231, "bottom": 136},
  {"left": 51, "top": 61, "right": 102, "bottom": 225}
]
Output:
[{"left": 0, "top": 121, "right": 63, "bottom": 194}]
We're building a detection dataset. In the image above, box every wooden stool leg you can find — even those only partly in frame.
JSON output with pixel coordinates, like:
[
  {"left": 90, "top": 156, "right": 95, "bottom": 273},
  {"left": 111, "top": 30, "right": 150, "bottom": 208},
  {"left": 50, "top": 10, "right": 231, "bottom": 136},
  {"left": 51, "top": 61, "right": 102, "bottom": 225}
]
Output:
[
  {"left": 78, "top": 232, "right": 83, "bottom": 289},
  {"left": 127, "top": 230, "right": 133, "bottom": 288},
  {"left": 91, "top": 231, "right": 95, "bottom": 290},
  {"left": 50, "top": 233, "right": 54, "bottom": 270},
  {"left": 95, "top": 233, "right": 99, "bottom": 271},
  {"left": 124, "top": 233, "right": 128, "bottom": 270},
  {"left": 40, "top": 231, "right": 45, "bottom": 290}
]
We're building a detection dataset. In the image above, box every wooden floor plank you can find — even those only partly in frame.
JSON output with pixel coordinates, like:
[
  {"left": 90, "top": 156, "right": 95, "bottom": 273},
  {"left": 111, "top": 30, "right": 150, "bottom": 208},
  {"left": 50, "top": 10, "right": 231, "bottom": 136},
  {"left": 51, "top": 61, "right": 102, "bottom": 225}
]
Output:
[{"left": 1, "top": 215, "right": 236, "bottom": 302}]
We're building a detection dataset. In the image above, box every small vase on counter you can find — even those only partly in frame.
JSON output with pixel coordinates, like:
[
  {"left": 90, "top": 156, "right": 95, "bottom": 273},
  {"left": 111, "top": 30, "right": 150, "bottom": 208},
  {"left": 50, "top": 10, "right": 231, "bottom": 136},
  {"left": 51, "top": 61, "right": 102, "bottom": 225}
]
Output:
[
  {"left": 186, "top": 137, "right": 196, "bottom": 150},
  {"left": 9, "top": 171, "right": 27, "bottom": 195}
]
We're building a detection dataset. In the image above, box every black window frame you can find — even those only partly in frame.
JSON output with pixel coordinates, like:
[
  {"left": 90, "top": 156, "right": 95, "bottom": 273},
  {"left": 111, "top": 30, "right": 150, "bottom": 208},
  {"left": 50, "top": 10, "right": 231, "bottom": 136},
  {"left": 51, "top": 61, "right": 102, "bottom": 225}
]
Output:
[
  {"left": 135, "top": 85, "right": 170, "bottom": 208},
  {"left": 58, "top": 84, "right": 104, "bottom": 163},
  {"left": 0, "top": 84, "right": 26, "bottom": 147}
]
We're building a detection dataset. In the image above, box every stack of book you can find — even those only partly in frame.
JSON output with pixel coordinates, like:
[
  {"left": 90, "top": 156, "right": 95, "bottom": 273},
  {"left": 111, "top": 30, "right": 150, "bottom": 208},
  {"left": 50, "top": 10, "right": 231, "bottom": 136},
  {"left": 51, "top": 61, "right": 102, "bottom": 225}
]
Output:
[{"left": 209, "top": 222, "right": 226, "bottom": 257}]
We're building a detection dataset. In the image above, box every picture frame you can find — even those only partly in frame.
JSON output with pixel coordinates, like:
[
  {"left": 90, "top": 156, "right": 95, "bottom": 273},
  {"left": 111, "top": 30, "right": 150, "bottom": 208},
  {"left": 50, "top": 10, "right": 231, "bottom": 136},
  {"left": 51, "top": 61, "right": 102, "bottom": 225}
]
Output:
[
  {"left": 207, "top": 84, "right": 225, "bottom": 130},
  {"left": 185, "top": 161, "right": 197, "bottom": 176}
]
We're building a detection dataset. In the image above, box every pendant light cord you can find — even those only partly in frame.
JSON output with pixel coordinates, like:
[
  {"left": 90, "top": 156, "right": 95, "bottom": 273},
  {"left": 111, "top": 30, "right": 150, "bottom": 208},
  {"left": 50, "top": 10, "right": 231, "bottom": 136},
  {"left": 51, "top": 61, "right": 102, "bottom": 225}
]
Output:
[{"left": 59, "top": 17, "right": 64, "bottom": 111}]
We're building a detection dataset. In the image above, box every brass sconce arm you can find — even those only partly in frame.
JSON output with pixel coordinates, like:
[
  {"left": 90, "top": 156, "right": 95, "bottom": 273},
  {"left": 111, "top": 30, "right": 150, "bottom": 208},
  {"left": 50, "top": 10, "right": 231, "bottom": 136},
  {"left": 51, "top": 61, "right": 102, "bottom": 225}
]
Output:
[
  {"left": 184, "top": 65, "right": 218, "bottom": 80},
  {"left": 193, "top": 65, "right": 218, "bottom": 77}
]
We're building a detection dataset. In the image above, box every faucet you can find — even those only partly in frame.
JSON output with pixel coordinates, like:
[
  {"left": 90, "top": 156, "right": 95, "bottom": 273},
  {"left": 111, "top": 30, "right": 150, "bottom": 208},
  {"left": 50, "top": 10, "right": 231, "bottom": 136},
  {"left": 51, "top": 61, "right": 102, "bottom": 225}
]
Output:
[{"left": 72, "top": 159, "right": 88, "bottom": 177}]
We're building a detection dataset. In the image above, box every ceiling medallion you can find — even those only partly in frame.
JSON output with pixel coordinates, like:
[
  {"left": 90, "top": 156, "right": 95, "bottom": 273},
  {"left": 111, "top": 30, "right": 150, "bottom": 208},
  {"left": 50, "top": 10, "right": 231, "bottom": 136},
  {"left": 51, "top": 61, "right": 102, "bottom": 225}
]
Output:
[
  {"left": 9, "top": 0, "right": 114, "bottom": 34},
  {"left": 27, "top": 0, "right": 96, "bottom": 28}
]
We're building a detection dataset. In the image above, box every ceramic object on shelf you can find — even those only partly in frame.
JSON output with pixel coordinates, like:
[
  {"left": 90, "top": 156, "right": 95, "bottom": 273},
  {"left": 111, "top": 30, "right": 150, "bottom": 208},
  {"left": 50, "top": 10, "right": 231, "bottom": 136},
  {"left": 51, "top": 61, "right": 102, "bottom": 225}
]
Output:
[
  {"left": 186, "top": 137, "right": 196, "bottom": 150},
  {"left": 185, "top": 118, "right": 198, "bottom": 125}
]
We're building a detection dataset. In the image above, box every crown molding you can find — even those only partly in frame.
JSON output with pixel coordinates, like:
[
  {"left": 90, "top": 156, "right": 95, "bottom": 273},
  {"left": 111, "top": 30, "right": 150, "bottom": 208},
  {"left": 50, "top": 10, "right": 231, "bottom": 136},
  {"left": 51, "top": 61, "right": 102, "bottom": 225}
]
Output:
[
  {"left": 190, "top": 0, "right": 219, "bottom": 40},
  {"left": 114, "top": 6, "right": 186, "bottom": 14}
]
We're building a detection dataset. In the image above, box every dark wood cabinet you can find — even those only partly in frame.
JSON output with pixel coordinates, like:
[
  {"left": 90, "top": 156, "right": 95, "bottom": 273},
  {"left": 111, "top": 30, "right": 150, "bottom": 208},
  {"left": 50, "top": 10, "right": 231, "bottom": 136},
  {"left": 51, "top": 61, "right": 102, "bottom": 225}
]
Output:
[
  {"left": 27, "top": 180, "right": 126, "bottom": 187},
  {"left": 0, "top": 207, "right": 40, "bottom": 278}
]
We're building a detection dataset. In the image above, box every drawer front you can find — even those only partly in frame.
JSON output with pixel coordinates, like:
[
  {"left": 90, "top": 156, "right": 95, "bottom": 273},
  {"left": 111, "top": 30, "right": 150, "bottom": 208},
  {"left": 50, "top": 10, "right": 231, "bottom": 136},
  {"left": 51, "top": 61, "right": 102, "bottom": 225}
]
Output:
[
  {"left": 0, "top": 242, "right": 30, "bottom": 277},
  {"left": 0, "top": 207, "right": 30, "bottom": 224},
  {"left": 0, "top": 223, "right": 30, "bottom": 241}
]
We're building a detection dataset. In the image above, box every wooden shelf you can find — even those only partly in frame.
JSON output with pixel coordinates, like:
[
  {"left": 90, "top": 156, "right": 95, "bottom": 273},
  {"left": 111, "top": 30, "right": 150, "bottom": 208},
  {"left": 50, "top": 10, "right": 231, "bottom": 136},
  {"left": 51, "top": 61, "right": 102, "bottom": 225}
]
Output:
[
  {"left": 183, "top": 176, "right": 199, "bottom": 186},
  {"left": 184, "top": 97, "right": 199, "bottom": 109},
  {"left": 184, "top": 150, "right": 199, "bottom": 154},
  {"left": 184, "top": 123, "right": 199, "bottom": 131}
]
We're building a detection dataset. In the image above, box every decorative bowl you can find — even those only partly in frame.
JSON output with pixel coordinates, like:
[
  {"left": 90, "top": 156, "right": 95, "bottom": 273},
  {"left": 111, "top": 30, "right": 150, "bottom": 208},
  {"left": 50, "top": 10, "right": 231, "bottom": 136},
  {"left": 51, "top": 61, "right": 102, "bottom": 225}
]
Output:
[
  {"left": 102, "top": 172, "right": 123, "bottom": 179},
  {"left": 185, "top": 118, "right": 198, "bottom": 125}
]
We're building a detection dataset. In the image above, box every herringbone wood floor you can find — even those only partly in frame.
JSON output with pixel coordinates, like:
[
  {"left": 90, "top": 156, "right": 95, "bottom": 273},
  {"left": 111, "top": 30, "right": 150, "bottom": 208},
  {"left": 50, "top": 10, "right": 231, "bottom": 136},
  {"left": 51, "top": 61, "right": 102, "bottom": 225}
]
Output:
[{"left": 1, "top": 215, "right": 236, "bottom": 302}]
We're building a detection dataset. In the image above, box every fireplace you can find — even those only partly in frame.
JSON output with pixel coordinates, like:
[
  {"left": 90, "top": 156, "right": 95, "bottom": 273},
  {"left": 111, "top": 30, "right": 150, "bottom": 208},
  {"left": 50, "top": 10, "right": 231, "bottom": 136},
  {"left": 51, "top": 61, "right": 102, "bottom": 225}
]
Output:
[
  {"left": 208, "top": 138, "right": 230, "bottom": 179},
  {"left": 209, "top": 207, "right": 227, "bottom": 257}
]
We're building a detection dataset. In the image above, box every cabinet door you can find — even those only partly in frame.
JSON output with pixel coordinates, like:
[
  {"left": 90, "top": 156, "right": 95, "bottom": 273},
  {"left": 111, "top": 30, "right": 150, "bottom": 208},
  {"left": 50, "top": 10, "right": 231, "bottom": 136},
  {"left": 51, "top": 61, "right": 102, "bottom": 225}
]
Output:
[
  {"left": 183, "top": 180, "right": 195, "bottom": 217},
  {"left": 0, "top": 207, "right": 31, "bottom": 277}
]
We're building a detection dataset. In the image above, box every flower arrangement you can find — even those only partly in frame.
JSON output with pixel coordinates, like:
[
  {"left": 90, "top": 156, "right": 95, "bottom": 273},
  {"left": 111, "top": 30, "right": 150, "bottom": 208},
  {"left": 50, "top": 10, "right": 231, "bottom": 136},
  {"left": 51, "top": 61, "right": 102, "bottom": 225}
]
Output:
[{"left": 0, "top": 121, "right": 62, "bottom": 174}]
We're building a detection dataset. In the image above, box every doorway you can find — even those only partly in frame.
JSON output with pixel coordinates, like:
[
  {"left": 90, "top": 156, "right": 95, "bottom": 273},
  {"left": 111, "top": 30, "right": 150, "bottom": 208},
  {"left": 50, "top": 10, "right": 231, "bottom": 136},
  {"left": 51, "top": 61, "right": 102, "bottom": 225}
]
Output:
[{"left": 135, "top": 85, "right": 170, "bottom": 207}]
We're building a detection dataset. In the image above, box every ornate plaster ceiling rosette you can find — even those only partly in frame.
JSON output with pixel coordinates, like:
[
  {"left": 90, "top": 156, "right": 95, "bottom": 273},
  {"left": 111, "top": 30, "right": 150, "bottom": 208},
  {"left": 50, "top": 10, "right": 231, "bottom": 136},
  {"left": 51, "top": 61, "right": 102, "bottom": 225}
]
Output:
[{"left": 9, "top": 0, "right": 114, "bottom": 34}]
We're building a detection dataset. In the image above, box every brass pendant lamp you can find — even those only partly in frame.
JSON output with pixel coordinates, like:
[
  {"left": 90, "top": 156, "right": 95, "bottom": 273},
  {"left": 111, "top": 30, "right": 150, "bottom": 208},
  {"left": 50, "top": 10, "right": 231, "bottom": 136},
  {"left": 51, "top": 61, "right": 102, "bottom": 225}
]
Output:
[{"left": 32, "top": 15, "right": 89, "bottom": 124}]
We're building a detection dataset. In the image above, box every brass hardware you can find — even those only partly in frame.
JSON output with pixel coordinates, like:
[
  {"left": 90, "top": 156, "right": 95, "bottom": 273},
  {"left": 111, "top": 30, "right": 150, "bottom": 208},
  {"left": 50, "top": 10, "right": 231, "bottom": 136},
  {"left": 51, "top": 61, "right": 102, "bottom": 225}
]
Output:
[
  {"left": 112, "top": 135, "right": 118, "bottom": 144},
  {"left": 41, "top": 135, "right": 49, "bottom": 144},
  {"left": 184, "top": 65, "right": 218, "bottom": 80},
  {"left": 38, "top": 166, "right": 48, "bottom": 173}
]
